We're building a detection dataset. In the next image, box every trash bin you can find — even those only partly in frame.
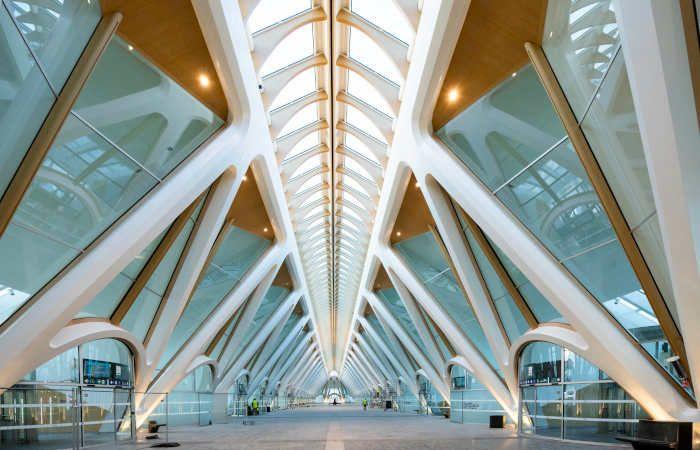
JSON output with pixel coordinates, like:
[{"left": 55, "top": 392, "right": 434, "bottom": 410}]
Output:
[
  {"left": 266, "top": 406, "right": 271, "bottom": 413},
  {"left": 489, "top": 415, "right": 505, "bottom": 428}
]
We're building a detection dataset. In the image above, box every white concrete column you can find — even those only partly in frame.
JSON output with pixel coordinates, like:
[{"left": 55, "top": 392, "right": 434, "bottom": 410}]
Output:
[
  {"left": 386, "top": 270, "right": 446, "bottom": 374},
  {"left": 248, "top": 316, "right": 309, "bottom": 396},
  {"left": 422, "top": 177, "right": 511, "bottom": 376},
  {"left": 218, "top": 269, "right": 278, "bottom": 372},
  {"left": 614, "top": 0, "right": 700, "bottom": 401},
  {"left": 215, "top": 290, "right": 302, "bottom": 392},
  {"left": 355, "top": 332, "right": 394, "bottom": 381},
  {"left": 365, "top": 291, "right": 450, "bottom": 402},
  {"left": 379, "top": 246, "right": 516, "bottom": 419}
]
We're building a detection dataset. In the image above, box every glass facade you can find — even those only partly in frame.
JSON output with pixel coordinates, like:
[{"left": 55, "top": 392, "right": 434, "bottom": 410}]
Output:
[
  {"left": 166, "top": 365, "right": 214, "bottom": 427},
  {"left": 450, "top": 365, "right": 506, "bottom": 424},
  {"left": 159, "top": 226, "right": 271, "bottom": 369},
  {"left": 435, "top": 1, "right": 685, "bottom": 387},
  {"left": 77, "top": 193, "right": 207, "bottom": 341},
  {"left": 2, "top": 339, "right": 134, "bottom": 449},
  {"left": 0, "top": 30, "right": 223, "bottom": 328},
  {"left": 394, "top": 232, "right": 500, "bottom": 374},
  {"left": 452, "top": 201, "right": 564, "bottom": 324},
  {"left": 0, "top": 0, "right": 100, "bottom": 202},
  {"left": 375, "top": 287, "right": 422, "bottom": 348},
  {"left": 519, "top": 341, "right": 648, "bottom": 443}
]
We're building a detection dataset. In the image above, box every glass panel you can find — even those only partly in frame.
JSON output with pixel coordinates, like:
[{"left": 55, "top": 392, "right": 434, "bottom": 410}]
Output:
[
  {"left": 375, "top": 287, "right": 421, "bottom": 347},
  {"left": 580, "top": 50, "right": 677, "bottom": 321},
  {"left": 461, "top": 225, "right": 529, "bottom": 341},
  {"left": 394, "top": 232, "right": 500, "bottom": 374},
  {"left": 278, "top": 103, "right": 318, "bottom": 137},
  {"left": 349, "top": 0, "right": 412, "bottom": 44},
  {"left": 77, "top": 230, "right": 165, "bottom": 319},
  {"left": 159, "top": 227, "right": 270, "bottom": 368},
  {"left": 542, "top": 0, "right": 620, "bottom": 120},
  {"left": 0, "top": 386, "right": 77, "bottom": 448},
  {"left": 270, "top": 68, "right": 316, "bottom": 110},
  {"left": 563, "top": 347, "right": 610, "bottom": 382},
  {"left": 239, "top": 286, "right": 289, "bottom": 350},
  {"left": 633, "top": 215, "right": 677, "bottom": 321},
  {"left": 581, "top": 51, "right": 653, "bottom": 227},
  {"left": 247, "top": 0, "right": 311, "bottom": 33},
  {"left": 487, "top": 240, "right": 564, "bottom": 323},
  {"left": 74, "top": 37, "right": 224, "bottom": 179},
  {"left": 14, "top": 114, "right": 159, "bottom": 249},
  {"left": 519, "top": 341, "right": 647, "bottom": 443},
  {"left": 561, "top": 239, "right": 682, "bottom": 382},
  {"left": 346, "top": 105, "right": 386, "bottom": 143},
  {"left": 21, "top": 348, "right": 79, "bottom": 384},
  {"left": 436, "top": 65, "right": 566, "bottom": 191},
  {"left": 347, "top": 72, "right": 394, "bottom": 117},
  {"left": 0, "top": 8, "right": 55, "bottom": 199},
  {"left": 535, "top": 385, "right": 563, "bottom": 439},
  {"left": 496, "top": 138, "right": 614, "bottom": 260},
  {"left": 260, "top": 24, "right": 314, "bottom": 77},
  {"left": 519, "top": 341, "right": 561, "bottom": 385},
  {"left": 4, "top": 0, "right": 101, "bottom": 89},
  {"left": 349, "top": 28, "right": 402, "bottom": 84},
  {"left": 0, "top": 223, "right": 79, "bottom": 324}
]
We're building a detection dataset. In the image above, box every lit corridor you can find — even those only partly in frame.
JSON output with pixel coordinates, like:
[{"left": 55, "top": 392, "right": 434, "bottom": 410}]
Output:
[{"left": 126, "top": 405, "right": 628, "bottom": 450}]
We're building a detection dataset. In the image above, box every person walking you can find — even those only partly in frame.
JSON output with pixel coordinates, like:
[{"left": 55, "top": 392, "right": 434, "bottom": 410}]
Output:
[
  {"left": 252, "top": 398, "right": 259, "bottom": 416},
  {"left": 362, "top": 398, "right": 367, "bottom": 410}
]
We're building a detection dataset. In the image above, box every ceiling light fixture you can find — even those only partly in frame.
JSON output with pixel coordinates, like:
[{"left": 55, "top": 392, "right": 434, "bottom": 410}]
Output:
[
  {"left": 198, "top": 73, "right": 211, "bottom": 88},
  {"left": 447, "top": 88, "right": 459, "bottom": 103}
]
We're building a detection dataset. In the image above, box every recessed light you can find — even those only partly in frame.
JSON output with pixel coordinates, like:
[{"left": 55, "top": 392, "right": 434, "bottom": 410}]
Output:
[
  {"left": 242, "top": 175, "right": 248, "bottom": 181},
  {"left": 198, "top": 73, "right": 211, "bottom": 88},
  {"left": 511, "top": 72, "right": 517, "bottom": 78},
  {"left": 447, "top": 88, "right": 459, "bottom": 103},
  {"left": 263, "top": 227, "right": 269, "bottom": 233},
  {"left": 415, "top": 182, "right": 420, "bottom": 188},
  {"left": 128, "top": 44, "right": 134, "bottom": 51},
  {"left": 396, "top": 231, "right": 402, "bottom": 237}
]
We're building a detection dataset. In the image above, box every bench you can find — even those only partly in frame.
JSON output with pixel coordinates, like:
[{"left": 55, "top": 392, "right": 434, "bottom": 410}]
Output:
[{"left": 616, "top": 420, "right": 692, "bottom": 450}]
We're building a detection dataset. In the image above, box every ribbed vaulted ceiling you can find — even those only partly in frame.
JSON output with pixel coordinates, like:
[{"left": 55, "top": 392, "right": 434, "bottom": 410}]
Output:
[{"left": 243, "top": 0, "right": 419, "bottom": 368}]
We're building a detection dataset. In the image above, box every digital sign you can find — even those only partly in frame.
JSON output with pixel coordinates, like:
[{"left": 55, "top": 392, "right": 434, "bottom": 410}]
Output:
[{"left": 83, "top": 359, "right": 131, "bottom": 387}]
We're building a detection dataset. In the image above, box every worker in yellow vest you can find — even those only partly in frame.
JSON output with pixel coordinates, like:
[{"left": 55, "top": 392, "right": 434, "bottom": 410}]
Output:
[
  {"left": 362, "top": 398, "right": 367, "bottom": 410},
  {"left": 252, "top": 398, "right": 259, "bottom": 415}
]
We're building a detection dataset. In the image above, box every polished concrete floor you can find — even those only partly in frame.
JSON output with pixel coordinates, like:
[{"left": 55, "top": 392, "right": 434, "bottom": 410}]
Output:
[{"left": 127, "top": 405, "right": 630, "bottom": 450}]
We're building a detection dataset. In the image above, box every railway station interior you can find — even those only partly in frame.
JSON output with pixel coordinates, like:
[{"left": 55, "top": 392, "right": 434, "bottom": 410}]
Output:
[{"left": 0, "top": 0, "right": 699, "bottom": 449}]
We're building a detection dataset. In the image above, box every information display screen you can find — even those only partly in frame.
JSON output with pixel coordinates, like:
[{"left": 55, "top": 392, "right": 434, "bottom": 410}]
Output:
[{"left": 83, "top": 359, "right": 131, "bottom": 387}]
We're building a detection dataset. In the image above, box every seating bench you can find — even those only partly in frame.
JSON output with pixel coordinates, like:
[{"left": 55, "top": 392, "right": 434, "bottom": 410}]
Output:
[{"left": 616, "top": 420, "right": 691, "bottom": 450}]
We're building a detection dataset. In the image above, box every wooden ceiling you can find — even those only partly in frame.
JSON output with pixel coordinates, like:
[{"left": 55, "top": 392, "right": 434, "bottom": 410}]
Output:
[
  {"left": 371, "top": 264, "right": 393, "bottom": 292},
  {"left": 227, "top": 168, "right": 275, "bottom": 240},
  {"left": 101, "top": 0, "right": 228, "bottom": 119},
  {"left": 273, "top": 261, "right": 294, "bottom": 289},
  {"left": 432, "top": 0, "right": 548, "bottom": 130},
  {"left": 389, "top": 175, "right": 435, "bottom": 245}
]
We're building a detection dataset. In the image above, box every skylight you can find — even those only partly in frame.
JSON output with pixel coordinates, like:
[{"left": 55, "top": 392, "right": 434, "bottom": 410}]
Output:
[
  {"left": 349, "top": 28, "right": 403, "bottom": 85},
  {"left": 350, "top": 0, "right": 413, "bottom": 44},
  {"left": 260, "top": 24, "right": 314, "bottom": 77},
  {"left": 284, "top": 133, "right": 321, "bottom": 161},
  {"left": 343, "top": 134, "right": 380, "bottom": 164},
  {"left": 278, "top": 103, "right": 319, "bottom": 137},
  {"left": 270, "top": 68, "right": 317, "bottom": 110},
  {"left": 345, "top": 105, "right": 386, "bottom": 143},
  {"left": 248, "top": 0, "right": 311, "bottom": 33},
  {"left": 347, "top": 72, "right": 394, "bottom": 117}
]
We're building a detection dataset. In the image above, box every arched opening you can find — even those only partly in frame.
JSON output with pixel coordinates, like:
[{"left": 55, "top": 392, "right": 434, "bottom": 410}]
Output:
[
  {"left": 2, "top": 338, "right": 134, "bottom": 448},
  {"left": 448, "top": 363, "right": 507, "bottom": 425},
  {"left": 518, "top": 341, "right": 648, "bottom": 443}
]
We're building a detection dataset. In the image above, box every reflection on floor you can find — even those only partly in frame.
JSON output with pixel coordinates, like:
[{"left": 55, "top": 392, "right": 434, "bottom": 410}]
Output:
[{"left": 125, "top": 405, "right": 630, "bottom": 450}]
